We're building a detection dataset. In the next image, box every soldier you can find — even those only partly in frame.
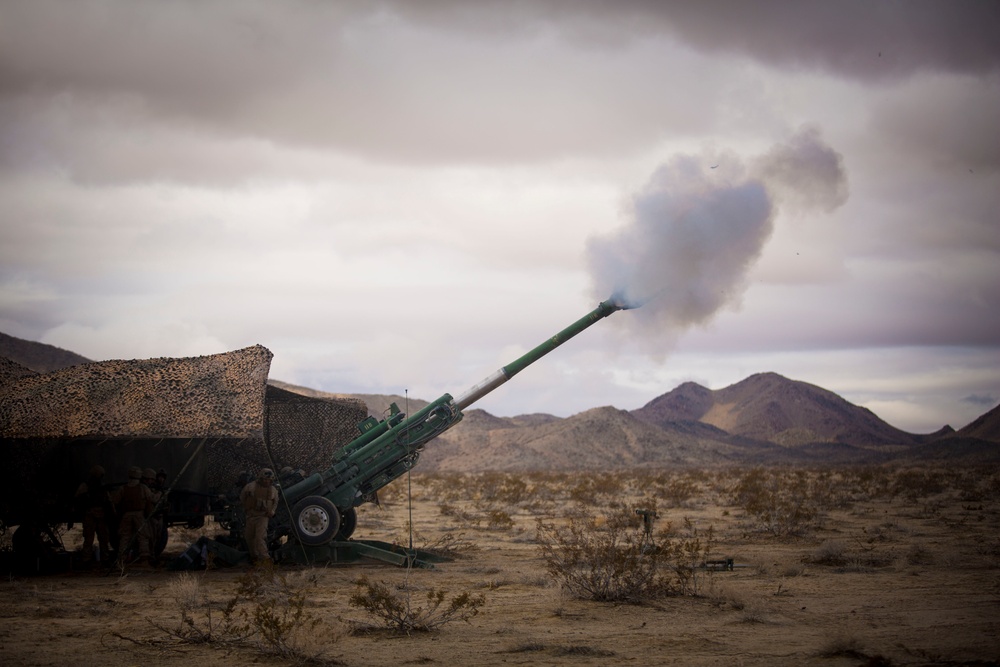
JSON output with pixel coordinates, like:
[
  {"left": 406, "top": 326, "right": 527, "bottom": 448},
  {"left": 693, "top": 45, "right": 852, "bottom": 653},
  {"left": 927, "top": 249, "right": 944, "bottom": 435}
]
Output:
[
  {"left": 240, "top": 468, "right": 278, "bottom": 564},
  {"left": 140, "top": 468, "right": 162, "bottom": 564},
  {"left": 152, "top": 469, "right": 169, "bottom": 557},
  {"left": 74, "top": 465, "right": 111, "bottom": 566},
  {"left": 111, "top": 466, "right": 154, "bottom": 566}
]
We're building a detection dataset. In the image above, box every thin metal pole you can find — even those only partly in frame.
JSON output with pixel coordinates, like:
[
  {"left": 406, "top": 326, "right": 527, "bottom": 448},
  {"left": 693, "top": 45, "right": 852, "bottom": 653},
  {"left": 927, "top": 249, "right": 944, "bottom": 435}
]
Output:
[{"left": 406, "top": 389, "right": 414, "bottom": 556}]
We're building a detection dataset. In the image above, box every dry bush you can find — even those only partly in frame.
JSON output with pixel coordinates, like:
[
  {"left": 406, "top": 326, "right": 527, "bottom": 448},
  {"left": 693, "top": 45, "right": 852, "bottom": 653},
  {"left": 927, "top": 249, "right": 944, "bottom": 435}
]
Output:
[
  {"left": 804, "top": 538, "right": 895, "bottom": 571},
  {"left": 729, "top": 468, "right": 818, "bottom": 536},
  {"left": 567, "top": 472, "right": 626, "bottom": 506},
  {"left": 439, "top": 503, "right": 482, "bottom": 528},
  {"left": 417, "top": 531, "right": 479, "bottom": 559},
  {"left": 474, "top": 472, "right": 530, "bottom": 506},
  {"left": 485, "top": 509, "right": 515, "bottom": 531},
  {"left": 349, "top": 575, "right": 485, "bottom": 633},
  {"left": 536, "top": 505, "right": 711, "bottom": 603},
  {"left": 149, "top": 565, "right": 336, "bottom": 663},
  {"left": 889, "top": 467, "right": 948, "bottom": 503},
  {"left": 807, "top": 540, "right": 849, "bottom": 566}
]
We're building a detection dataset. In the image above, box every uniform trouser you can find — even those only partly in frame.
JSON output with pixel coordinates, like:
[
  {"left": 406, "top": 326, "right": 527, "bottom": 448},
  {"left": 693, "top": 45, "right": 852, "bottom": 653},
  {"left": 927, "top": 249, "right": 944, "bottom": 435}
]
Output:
[
  {"left": 82, "top": 507, "right": 110, "bottom": 561},
  {"left": 118, "top": 511, "right": 150, "bottom": 561},
  {"left": 244, "top": 515, "right": 271, "bottom": 562},
  {"left": 141, "top": 516, "right": 162, "bottom": 559}
]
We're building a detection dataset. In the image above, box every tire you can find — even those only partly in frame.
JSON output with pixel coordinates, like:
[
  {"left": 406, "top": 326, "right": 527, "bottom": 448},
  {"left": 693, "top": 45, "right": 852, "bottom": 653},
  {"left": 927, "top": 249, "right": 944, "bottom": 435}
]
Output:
[
  {"left": 290, "top": 496, "right": 341, "bottom": 546},
  {"left": 335, "top": 506, "right": 357, "bottom": 541}
]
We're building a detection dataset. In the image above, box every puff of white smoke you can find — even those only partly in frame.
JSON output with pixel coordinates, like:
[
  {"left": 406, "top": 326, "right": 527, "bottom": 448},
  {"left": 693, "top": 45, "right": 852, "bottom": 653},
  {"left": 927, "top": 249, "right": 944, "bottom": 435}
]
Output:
[{"left": 587, "top": 126, "right": 846, "bottom": 350}]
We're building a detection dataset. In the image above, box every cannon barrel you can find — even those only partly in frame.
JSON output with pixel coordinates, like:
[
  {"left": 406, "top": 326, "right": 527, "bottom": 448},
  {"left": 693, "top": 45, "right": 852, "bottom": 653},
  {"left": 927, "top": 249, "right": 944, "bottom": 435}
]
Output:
[
  {"left": 453, "top": 297, "right": 627, "bottom": 410},
  {"left": 274, "top": 296, "right": 629, "bottom": 546}
]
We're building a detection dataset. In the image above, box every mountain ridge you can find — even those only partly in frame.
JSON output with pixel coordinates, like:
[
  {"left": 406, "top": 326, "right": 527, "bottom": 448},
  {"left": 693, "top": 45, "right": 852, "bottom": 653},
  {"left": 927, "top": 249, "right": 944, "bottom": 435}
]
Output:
[{"left": 3, "top": 331, "right": 998, "bottom": 469}]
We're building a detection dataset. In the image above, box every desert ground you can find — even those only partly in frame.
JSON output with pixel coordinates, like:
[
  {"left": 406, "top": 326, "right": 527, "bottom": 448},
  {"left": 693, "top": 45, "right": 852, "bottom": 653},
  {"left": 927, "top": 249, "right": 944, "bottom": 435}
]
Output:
[{"left": 2, "top": 465, "right": 999, "bottom": 667}]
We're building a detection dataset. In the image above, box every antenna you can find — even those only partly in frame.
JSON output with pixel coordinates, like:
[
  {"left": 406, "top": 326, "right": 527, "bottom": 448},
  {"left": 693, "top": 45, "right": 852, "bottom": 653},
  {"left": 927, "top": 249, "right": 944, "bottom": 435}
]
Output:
[{"left": 405, "top": 389, "right": 414, "bottom": 558}]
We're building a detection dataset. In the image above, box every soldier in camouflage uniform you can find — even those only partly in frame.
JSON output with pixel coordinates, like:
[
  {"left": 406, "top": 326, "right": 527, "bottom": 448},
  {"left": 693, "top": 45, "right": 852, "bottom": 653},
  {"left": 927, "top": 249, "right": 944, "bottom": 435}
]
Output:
[
  {"left": 152, "top": 469, "right": 170, "bottom": 557},
  {"left": 140, "top": 468, "right": 162, "bottom": 564},
  {"left": 240, "top": 468, "right": 278, "bottom": 564},
  {"left": 74, "top": 465, "right": 111, "bottom": 565},
  {"left": 111, "top": 466, "right": 154, "bottom": 566}
]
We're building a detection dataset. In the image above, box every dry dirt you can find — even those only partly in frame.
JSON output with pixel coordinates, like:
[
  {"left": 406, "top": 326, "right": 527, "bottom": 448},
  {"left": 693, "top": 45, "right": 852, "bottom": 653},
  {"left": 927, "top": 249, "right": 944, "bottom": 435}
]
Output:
[{"left": 2, "top": 467, "right": 999, "bottom": 667}]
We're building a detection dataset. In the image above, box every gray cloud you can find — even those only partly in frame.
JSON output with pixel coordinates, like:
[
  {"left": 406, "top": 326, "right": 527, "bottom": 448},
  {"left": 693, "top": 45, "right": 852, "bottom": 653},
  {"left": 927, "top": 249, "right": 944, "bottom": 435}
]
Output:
[
  {"left": 393, "top": 0, "right": 1000, "bottom": 80},
  {"left": 962, "top": 394, "right": 998, "bottom": 408},
  {"left": 0, "top": 0, "right": 997, "bottom": 433}
]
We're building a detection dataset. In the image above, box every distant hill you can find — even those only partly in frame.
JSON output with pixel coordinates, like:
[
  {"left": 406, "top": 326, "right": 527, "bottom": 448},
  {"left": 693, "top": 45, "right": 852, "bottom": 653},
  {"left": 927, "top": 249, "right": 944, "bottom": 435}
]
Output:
[
  {"left": 5, "top": 332, "right": 998, "bottom": 469},
  {"left": 633, "top": 372, "right": 918, "bottom": 452},
  {"left": 956, "top": 402, "right": 1000, "bottom": 442},
  {"left": 0, "top": 332, "right": 91, "bottom": 373},
  {"left": 422, "top": 406, "right": 746, "bottom": 471}
]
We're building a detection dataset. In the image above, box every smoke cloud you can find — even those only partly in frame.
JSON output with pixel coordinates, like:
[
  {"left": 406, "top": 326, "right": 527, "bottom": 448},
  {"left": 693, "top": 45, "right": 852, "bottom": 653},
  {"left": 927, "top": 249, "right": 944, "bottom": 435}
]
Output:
[{"left": 588, "top": 127, "right": 847, "bottom": 349}]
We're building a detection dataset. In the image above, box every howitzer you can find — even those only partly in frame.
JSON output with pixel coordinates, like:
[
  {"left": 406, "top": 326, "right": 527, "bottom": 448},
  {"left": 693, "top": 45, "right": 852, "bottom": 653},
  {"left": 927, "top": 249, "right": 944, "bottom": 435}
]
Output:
[{"left": 270, "top": 297, "right": 629, "bottom": 547}]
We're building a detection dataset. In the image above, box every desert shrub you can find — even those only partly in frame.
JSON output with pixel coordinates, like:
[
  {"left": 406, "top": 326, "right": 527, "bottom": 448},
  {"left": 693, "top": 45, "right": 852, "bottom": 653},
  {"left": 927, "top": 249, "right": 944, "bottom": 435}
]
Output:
[
  {"left": 485, "top": 509, "right": 515, "bottom": 531},
  {"left": 150, "top": 565, "right": 334, "bottom": 662},
  {"left": 536, "top": 505, "right": 708, "bottom": 603},
  {"left": 807, "top": 540, "right": 849, "bottom": 566},
  {"left": 730, "top": 468, "right": 817, "bottom": 536},
  {"left": 222, "top": 563, "right": 326, "bottom": 658},
  {"left": 566, "top": 472, "right": 626, "bottom": 506},
  {"left": 663, "top": 476, "right": 702, "bottom": 507},
  {"left": 475, "top": 472, "right": 530, "bottom": 505},
  {"left": 439, "top": 503, "right": 482, "bottom": 528},
  {"left": 804, "top": 538, "right": 895, "bottom": 571},
  {"left": 670, "top": 517, "right": 716, "bottom": 596},
  {"left": 349, "top": 575, "right": 485, "bottom": 633},
  {"left": 889, "top": 467, "right": 948, "bottom": 503},
  {"left": 419, "top": 531, "right": 479, "bottom": 559}
]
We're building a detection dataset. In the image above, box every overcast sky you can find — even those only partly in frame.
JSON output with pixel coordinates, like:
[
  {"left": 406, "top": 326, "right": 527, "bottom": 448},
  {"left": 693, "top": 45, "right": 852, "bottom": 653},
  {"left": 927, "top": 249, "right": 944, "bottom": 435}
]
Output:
[{"left": 2, "top": 0, "right": 998, "bottom": 433}]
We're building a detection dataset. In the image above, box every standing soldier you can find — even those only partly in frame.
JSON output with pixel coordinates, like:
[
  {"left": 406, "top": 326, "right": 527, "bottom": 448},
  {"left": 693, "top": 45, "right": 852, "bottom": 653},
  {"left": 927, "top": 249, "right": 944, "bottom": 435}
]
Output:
[
  {"left": 140, "top": 468, "right": 162, "bottom": 564},
  {"left": 152, "top": 469, "right": 169, "bottom": 557},
  {"left": 74, "top": 465, "right": 111, "bottom": 567},
  {"left": 112, "top": 466, "right": 154, "bottom": 566},
  {"left": 240, "top": 468, "right": 278, "bottom": 564}
]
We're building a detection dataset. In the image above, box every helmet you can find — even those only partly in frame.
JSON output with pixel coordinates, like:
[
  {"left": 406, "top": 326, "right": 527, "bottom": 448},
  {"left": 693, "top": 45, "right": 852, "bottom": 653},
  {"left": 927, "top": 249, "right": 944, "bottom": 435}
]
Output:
[
  {"left": 279, "top": 466, "right": 294, "bottom": 476},
  {"left": 128, "top": 466, "right": 142, "bottom": 480},
  {"left": 259, "top": 468, "right": 275, "bottom": 481},
  {"left": 142, "top": 468, "right": 157, "bottom": 480},
  {"left": 89, "top": 465, "right": 105, "bottom": 478}
]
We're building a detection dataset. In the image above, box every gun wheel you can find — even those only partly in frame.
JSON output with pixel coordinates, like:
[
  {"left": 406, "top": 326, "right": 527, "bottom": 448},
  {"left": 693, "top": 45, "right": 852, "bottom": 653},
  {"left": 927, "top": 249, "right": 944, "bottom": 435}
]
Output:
[
  {"left": 335, "top": 507, "right": 357, "bottom": 540},
  {"left": 291, "top": 496, "right": 341, "bottom": 546}
]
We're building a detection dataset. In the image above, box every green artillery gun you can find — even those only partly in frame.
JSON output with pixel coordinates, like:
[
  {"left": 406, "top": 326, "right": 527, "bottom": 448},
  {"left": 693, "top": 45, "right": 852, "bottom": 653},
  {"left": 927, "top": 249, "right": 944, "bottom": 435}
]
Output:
[{"left": 266, "top": 297, "right": 630, "bottom": 556}]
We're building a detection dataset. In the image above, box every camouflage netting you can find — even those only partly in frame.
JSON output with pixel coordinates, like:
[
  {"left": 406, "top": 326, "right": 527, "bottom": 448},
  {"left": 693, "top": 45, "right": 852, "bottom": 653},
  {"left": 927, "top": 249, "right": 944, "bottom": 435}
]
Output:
[
  {"left": 0, "top": 347, "right": 367, "bottom": 526},
  {"left": 211, "top": 384, "right": 368, "bottom": 497},
  {"left": 0, "top": 346, "right": 273, "bottom": 439}
]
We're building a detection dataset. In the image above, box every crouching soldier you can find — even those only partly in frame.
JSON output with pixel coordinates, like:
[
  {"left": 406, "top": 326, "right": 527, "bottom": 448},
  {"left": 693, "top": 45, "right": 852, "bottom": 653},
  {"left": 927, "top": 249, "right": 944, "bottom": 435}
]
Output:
[
  {"left": 240, "top": 468, "right": 278, "bottom": 564},
  {"left": 112, "top": 466, "right": 154, "bottom": 566}
]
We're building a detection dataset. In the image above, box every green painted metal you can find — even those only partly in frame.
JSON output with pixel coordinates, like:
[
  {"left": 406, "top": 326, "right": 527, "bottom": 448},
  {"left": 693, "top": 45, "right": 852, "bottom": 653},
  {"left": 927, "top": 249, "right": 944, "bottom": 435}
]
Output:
[{"left": 267, "top": 297, "right": 628, "bottom": 551}]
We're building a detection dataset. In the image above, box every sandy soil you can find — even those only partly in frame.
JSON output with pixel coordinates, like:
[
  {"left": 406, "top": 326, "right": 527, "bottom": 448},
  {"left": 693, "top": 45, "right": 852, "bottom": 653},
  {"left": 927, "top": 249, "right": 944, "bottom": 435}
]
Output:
[{"left": 1, "top": 467, "right": 999, "bottom": 667}]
